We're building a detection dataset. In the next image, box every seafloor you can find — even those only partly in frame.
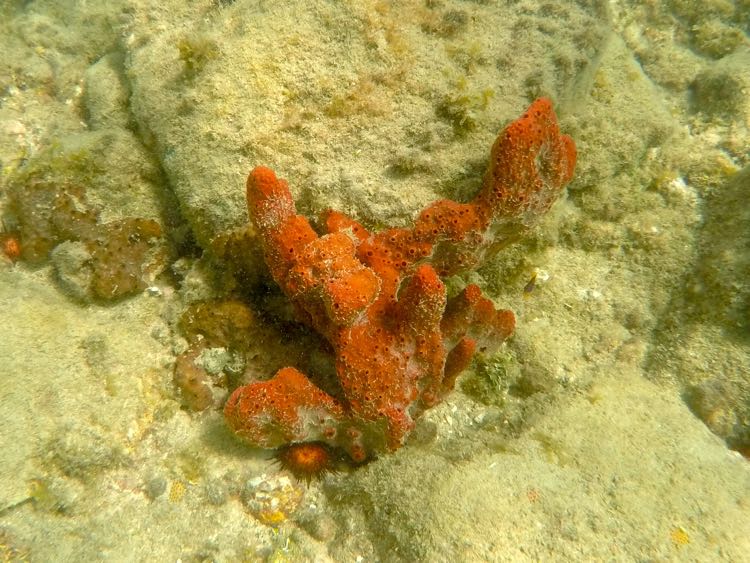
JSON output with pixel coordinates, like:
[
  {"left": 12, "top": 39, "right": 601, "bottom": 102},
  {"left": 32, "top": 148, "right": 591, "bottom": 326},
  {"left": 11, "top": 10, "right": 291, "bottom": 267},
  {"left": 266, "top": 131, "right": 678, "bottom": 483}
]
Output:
[{"left": 1, "top": 1, "right": 749, "bottom": 561}]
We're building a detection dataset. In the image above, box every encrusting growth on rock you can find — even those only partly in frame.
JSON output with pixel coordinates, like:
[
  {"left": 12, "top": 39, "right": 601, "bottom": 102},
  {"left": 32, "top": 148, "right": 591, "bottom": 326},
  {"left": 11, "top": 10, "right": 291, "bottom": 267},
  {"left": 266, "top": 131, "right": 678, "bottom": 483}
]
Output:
[
  {"left": 225, "top": 97, "right": 576, "bottom": 464},
  {"left": 7, "top": 179, "right": 166, "bottom": 301}
]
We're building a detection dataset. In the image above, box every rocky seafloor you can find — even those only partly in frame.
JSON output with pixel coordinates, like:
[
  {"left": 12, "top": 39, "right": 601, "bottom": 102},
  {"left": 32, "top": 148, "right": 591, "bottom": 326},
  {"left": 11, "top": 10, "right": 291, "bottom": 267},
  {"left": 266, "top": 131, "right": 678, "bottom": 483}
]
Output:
[{"left": 1, "top": 1, "right": 748, "bottom": 561}]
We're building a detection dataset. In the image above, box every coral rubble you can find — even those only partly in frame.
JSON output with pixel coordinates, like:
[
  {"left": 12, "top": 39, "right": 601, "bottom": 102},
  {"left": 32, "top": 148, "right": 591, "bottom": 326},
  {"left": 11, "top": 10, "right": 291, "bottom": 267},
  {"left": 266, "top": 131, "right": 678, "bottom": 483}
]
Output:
[{"left": 225, "top": 98, "right": 576, "bottom": 462}]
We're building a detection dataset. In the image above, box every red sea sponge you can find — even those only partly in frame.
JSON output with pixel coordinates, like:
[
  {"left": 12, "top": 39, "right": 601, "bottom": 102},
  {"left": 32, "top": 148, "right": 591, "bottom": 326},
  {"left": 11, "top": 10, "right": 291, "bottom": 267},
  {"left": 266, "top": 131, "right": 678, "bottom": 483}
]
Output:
[{"left": 224, "top": 98, "right": 576, "bottom": 467}]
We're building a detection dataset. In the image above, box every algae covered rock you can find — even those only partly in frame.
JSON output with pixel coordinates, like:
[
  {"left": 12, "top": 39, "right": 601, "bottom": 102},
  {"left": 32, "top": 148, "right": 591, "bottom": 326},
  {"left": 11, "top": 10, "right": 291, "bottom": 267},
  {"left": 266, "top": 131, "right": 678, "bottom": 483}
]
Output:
[
  {"left": 7, "top": 133, "right": 170, "bottom": 301},
  {"left": 690, "top": 48, "right": 750, "bottom": 121},
  {"left": 47, "top": 218, "right": 166, "bottom": 302},
  {"left": 690, "top": 164, "right": 750, "bottom": 331},
  {"left": 172, "top": 299, "right": 309, "bottom": 411},
  {"left": 124, "top": 0, "right": 608, "bottom": 249},
  {"left": 87, "top": 217, "right": 165, "bottom": 300},
  {"left": 50, "top": 240, "right": 95, "bottom": 302},
  {"left": 9, "top": 179, "right": 99, "bottom": 263},
  {"left": 646, "top": 165, "right": 750, "bottom": 455},
  {"left": 10, "top": 175, "right": 167, "bottom": 302},
  {"left": 83, "top": 52, "right": 132, "bottom": 131}
]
